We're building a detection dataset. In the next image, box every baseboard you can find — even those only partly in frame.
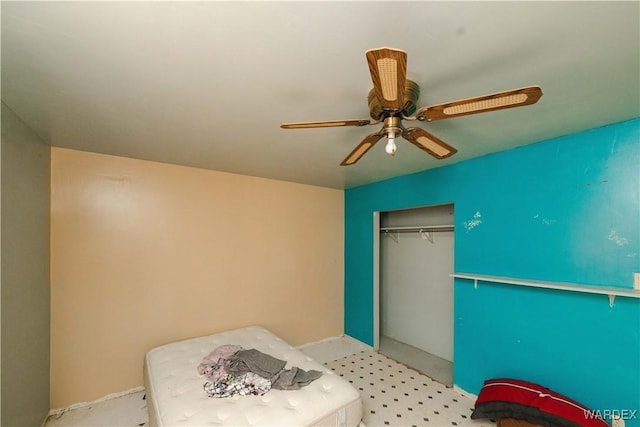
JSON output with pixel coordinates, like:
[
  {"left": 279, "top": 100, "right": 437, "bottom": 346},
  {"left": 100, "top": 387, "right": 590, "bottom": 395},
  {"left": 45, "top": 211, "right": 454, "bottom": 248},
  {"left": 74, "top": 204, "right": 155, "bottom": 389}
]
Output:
[
  {"left": 453, "top": 384, "right": 478, "bottom": 401},
  {"left": 47, "top": 386, "right": 144, "bottom": 417},
  {"left": 296, "top": 334, "right": 344, "bottom": 349},
  {"left": 342, "top": 334, "right": 373, "bottom": 350},
  {"left": 296, "top": 334, "right": 372, "bottom": 351}
]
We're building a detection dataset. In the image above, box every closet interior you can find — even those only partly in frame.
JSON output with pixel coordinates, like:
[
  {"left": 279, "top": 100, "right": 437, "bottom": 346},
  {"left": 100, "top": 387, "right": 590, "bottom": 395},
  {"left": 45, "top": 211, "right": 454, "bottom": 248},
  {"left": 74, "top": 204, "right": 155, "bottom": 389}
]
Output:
[{"left": 377, "top": 203, "right": 455, "bottom": 386}]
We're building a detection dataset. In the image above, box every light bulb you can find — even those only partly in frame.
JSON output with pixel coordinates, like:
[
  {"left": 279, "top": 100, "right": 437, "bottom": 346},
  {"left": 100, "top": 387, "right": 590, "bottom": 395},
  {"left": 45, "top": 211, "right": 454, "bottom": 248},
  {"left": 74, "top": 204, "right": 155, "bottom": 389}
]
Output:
[{"left": 385, "top": 135, "right": 397, "bottom": 156}]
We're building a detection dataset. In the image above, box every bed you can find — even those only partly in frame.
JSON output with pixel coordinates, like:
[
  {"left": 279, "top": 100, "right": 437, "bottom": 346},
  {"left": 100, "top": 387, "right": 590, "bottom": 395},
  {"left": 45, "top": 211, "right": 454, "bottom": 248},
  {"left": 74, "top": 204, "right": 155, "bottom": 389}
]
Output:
[{"left": 144, "top": 325, "right": 363, "bottom": 426}]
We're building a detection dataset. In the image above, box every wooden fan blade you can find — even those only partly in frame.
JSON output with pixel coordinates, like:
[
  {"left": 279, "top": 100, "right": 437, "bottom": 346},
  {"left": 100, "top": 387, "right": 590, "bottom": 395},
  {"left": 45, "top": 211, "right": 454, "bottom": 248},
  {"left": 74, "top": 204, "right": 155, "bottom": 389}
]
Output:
[
  {"left": 403, "top": 127, "right": 457, "bottom": 159},
  {"left": 281, "top": 119, "right": 371, "bottom": 129},
  {"left": 416, "top": 86, "right": 543, "bottom": 122},
  {"left": 340, "top": 133, "right": 383, "bottom": 166},
  {"left": 366, "top": 47, "right": 407, "bottom": 111}
]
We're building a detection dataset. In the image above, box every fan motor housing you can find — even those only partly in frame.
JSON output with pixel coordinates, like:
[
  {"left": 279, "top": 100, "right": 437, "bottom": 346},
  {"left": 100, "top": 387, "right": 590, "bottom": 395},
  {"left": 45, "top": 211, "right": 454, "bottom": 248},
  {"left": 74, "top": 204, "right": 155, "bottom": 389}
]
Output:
[{"left": 368, "top": 80, "right": 420, "bottom": 120}]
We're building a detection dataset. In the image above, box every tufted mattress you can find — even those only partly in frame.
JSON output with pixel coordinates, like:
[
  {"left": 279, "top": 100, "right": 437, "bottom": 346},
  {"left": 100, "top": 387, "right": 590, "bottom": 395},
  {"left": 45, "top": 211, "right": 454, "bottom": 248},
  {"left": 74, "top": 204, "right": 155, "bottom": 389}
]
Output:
[{"left": 144, "top": 326, "right": 363, "bottom": 426}]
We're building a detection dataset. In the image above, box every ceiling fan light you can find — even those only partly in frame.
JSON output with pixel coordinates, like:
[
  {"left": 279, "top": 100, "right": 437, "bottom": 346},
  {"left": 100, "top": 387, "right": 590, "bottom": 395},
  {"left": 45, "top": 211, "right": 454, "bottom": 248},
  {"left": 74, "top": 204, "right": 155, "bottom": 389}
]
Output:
[
  {"left": 443, "top": 93, "right": 528, "bottom": 116},
  {"left": 385, "top": 138, "right": 397, "bottom": 156}
]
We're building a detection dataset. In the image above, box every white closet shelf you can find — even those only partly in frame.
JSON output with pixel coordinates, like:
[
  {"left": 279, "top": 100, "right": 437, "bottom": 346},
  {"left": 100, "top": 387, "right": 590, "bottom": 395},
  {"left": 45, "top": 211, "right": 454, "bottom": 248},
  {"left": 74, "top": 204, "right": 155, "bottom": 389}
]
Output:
[
  {"left": 381, "top": 225, "right": 454, "bottom": 243},
  {"left": 380, "top": 225, "right": 454, "bottom": 232},
  {"left": 451, "top": 273, "right": 640, "bottom": 308}
]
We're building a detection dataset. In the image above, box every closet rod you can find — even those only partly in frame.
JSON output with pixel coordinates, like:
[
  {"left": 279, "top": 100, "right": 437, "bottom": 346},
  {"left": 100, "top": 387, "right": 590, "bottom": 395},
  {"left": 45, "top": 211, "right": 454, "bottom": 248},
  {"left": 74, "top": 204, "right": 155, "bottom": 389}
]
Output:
[{"left": 380, "top": 225, "right": 454, "bottom": 233}]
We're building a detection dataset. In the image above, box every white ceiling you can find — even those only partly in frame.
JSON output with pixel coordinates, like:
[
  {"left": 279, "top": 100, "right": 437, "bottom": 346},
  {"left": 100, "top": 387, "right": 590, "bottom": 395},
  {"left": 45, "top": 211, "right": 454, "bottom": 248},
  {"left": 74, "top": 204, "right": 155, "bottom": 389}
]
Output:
[{"left": 2, "top": 1, "right": 639, "bottom": 189}]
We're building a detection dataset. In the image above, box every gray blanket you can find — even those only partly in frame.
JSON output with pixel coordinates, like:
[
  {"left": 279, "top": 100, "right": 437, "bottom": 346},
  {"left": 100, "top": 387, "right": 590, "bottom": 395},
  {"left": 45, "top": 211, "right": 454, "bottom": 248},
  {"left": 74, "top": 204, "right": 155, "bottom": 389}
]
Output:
[{"left": 225, "top": 348, "right": 322, "bottom": 390}]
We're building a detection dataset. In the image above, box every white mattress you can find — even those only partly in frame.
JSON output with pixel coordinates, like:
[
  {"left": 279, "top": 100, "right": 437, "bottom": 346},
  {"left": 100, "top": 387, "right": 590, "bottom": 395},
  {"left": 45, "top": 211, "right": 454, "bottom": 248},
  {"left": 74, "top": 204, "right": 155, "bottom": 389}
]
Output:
[{"left": 144, "top": 326, "right": 363, "bottom": 426}]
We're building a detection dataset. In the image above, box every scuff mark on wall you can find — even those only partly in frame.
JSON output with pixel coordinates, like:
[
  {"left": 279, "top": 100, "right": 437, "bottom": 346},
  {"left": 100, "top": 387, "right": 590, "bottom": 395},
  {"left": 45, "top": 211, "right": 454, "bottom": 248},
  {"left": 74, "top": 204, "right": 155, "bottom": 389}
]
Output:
[
  {"left": 464, "top": 211, "right": 482, "bottom": 232},
  {"left": 533, "top": 214, "right": 557, "bottom": 225},
  {"left": 608, "top": 230, "right": 629, "bottom": 247}
]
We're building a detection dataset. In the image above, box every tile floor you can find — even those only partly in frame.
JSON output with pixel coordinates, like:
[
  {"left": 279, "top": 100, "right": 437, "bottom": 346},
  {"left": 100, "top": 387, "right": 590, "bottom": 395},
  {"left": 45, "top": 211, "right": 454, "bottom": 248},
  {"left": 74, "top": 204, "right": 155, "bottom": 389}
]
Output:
[
  {"left": 326, "top": 351, "right": 492, "bottom": 427},
  {"left": 44, "top": 335, "right": 487, "bottom": 427}
]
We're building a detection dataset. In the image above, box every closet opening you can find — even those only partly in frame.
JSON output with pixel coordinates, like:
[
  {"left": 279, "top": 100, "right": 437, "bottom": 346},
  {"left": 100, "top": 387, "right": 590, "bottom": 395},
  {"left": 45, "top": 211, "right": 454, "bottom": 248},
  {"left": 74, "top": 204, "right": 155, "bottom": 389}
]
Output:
[{"left": 373, "top": 203, "right": 455, "bottom": 387}]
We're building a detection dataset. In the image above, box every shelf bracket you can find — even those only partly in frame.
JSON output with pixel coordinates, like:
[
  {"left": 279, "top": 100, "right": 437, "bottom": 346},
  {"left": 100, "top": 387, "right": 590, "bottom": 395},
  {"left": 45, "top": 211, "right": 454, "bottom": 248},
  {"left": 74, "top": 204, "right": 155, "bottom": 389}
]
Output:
[
  {"left": 384, "top": 231, "right": 399, "bottom": 243},
  {"left": 608, "top": 294, "right": 615, "bottom": 308},
  {"left": 420, "top": 229, "right": 434, "bottom": 243}
]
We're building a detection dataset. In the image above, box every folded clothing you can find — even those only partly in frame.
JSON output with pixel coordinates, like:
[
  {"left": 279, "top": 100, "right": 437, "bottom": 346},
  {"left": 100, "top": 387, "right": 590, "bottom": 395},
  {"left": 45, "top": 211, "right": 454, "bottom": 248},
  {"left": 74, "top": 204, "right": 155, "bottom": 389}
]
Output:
[
  {"left": 197, "top": 344, "right": 242, "bottom": 384},
  {"left": 203, "top": 371, "right": 272, "bottom": 398}
]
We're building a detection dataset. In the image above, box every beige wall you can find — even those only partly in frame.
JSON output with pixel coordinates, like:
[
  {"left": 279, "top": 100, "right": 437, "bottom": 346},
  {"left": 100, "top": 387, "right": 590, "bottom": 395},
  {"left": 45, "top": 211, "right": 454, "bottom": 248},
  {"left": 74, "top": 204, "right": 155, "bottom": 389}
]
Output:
[
  {"left": 50, "top": 147, "right": 344, "bottom": 408},
  {"left": 1, "top": 103, "right": 51, "bottom": 426}
]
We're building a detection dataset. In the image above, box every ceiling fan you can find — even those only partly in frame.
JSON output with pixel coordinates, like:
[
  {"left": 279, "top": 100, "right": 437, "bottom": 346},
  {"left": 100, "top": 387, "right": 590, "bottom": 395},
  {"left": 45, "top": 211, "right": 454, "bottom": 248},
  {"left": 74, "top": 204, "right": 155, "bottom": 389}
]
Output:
[{"left": 281, "top": 47, "right": 543, "bottom": 166}]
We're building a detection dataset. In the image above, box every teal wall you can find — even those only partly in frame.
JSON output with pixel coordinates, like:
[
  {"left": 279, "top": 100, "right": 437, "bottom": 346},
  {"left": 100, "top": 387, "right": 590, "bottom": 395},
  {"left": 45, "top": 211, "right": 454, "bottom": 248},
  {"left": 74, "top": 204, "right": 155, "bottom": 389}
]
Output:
[{"left": 345, "top": 118, "right": 640, "bottom": 424}]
